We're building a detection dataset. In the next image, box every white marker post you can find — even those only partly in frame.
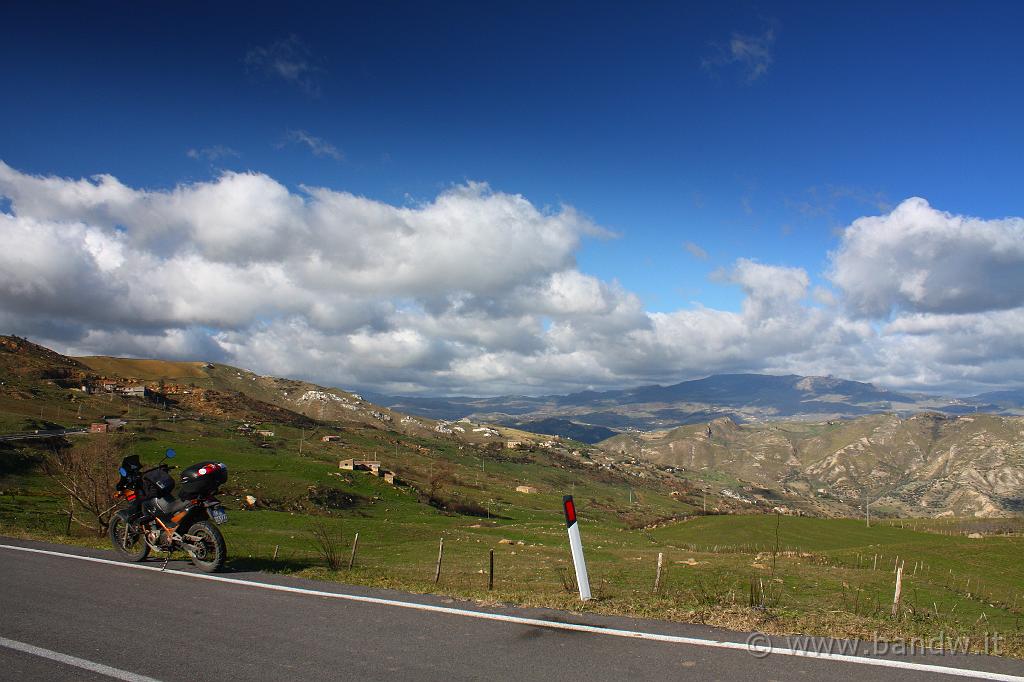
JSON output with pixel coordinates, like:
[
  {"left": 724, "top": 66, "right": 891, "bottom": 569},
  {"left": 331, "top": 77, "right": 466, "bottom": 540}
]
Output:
[{"left": 563, "top": 495, "right": 592, "bottom": 601}]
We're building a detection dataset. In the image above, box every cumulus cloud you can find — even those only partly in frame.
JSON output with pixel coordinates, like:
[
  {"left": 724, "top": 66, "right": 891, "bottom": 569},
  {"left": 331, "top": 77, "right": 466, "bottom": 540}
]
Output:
[
  {"left": 830, "top": 197, "right": 1024, "bottom": 317},
  {"left": 1, "top": 161, "right": 1023, "bottom": 395},
  {"left": 244, "top": 34, "right": 322, "bottom": 96}
]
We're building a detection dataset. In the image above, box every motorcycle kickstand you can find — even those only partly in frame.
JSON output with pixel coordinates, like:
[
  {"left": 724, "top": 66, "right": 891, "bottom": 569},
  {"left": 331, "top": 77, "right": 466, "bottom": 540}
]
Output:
[{"left": 160, "top": 549, "right": 172, "bottom": 571}]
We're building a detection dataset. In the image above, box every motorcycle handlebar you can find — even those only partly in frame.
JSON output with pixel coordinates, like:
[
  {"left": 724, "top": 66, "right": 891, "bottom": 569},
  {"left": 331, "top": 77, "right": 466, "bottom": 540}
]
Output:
[{"left": 139, "top": 463, "right": 176, "bottom": 475}]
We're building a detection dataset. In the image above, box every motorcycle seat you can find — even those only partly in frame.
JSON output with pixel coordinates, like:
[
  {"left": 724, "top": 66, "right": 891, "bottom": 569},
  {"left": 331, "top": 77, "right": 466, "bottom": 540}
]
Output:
[{"left": 150, "top": 495, "right": 190, "bottom": 517}]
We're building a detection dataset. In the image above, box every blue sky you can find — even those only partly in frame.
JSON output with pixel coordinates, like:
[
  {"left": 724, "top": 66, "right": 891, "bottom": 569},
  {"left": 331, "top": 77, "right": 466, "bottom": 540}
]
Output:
[{"left": 2, "top": 2, "right": 1024, "bottom": 395}]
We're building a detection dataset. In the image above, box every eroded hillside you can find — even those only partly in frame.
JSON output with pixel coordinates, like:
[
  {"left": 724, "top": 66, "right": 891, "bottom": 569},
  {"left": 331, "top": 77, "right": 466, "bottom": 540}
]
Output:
[{"left": 599, "top": 414, "right": 1024, "bottom": 517}]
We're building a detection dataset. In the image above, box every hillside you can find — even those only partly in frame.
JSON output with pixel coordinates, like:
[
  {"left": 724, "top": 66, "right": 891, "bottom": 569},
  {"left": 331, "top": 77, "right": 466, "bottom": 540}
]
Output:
[
  {"left": 496, "top": 418, "right": 617, "bottom": 444},
  {"left": 0, "top": 335, "right": 91, "bottom": 387},
  {"left": 2, "top": 335, "right": 739, "bottom": 518},
  {"left": 7, "top": 336, "right": 1024, "bottom": 519},
  {"left": 76, "top": 354, "right": 559, "bottom": 448},
  {"left": 597, "top": 413, "right": 1024, "bottom": 518}
]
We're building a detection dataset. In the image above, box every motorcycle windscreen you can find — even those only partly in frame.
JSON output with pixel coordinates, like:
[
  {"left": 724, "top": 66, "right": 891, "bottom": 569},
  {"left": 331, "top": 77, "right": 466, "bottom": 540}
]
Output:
[{"left": 116, "top": 455, "right": 142, "bottom": 490}]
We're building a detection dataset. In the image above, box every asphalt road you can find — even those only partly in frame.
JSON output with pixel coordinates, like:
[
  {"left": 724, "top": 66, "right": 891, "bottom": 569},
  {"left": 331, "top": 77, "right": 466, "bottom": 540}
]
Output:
[
  {"left": 1, "top": 537, "right": 1023, "bottom": 682},
  {"left": 0, "top": 427, "right": 86, "bottom": 442}
]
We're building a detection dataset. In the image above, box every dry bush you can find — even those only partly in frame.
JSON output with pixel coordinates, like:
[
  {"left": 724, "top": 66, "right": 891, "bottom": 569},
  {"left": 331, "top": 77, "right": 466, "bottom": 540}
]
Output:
[
  {"left": 42, "top": 434, "right": 132, "bottom": 535},
  {"left": 310, "top": 520, "right": 344, "bottom": 570}
]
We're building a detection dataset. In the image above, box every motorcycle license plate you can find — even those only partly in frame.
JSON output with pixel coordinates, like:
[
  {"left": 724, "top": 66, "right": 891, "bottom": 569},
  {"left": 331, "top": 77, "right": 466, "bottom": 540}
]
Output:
[{"left": 210, "top": 506, "right": 228, "bottom": 525}]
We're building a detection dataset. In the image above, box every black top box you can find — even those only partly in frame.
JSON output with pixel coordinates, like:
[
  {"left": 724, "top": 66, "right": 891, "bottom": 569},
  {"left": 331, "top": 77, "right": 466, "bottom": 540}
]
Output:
[{"left": 179, "top": 461, "right": 228, "bottom": 497}]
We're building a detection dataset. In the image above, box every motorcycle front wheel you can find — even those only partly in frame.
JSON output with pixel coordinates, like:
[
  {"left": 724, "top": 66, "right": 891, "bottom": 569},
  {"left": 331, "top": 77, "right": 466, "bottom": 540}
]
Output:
[
  {"left": 187, "top": 519, "right": 226, "bottom": 573},
  {"left": 109, "top": 510, "right": 150, "bottom": 562}
]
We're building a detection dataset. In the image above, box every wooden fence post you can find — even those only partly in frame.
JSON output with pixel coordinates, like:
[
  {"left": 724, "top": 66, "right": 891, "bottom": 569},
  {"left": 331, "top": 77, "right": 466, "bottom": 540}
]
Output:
[
  {"left": 434, "top": 537, "right": 444, "bottom": 584},
  {"left": 892, "top": 562, "right": 904, "bottom": 618},
  {"left": 654, "top": 552, "right": 664, "bottom": 593},
  {"left": 348, "top": 532, "right": 359, "bottom": 569}
]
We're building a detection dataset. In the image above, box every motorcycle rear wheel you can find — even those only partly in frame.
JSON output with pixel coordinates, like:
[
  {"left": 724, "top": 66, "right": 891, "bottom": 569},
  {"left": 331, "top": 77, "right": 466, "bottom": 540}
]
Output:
[
  {"left": 187, "top": 519, "right": 226, "bottom": 573},
  {"left": 109, "top": 510, "right": 150, "bottom": 562}
]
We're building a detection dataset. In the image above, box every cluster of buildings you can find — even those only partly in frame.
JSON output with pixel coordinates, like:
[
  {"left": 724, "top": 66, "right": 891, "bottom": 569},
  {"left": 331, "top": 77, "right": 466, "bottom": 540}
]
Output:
[
  {"left": 236, "top": 423, "right": 275, "bottom": 437},
  {"left": 88, "top": 417, "right": 127, "bottom": 433},
  {"left": 79, "top": 380, "right": 148, "bottom": 397},
  {"left": 339, "top": 458, "right": 400, "bottom": 485}
]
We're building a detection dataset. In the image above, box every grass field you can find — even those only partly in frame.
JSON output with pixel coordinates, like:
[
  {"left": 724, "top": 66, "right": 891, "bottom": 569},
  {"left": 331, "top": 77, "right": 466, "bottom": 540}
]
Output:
[
  {"left": 3, "top": 419, "right": 1023, "bottom": 658},
  {"left": 77, "top": 356, "right": 213, "bottom": 382},
  {"left": 1, "top": 360, "right": 1022, "bottom": 659}
]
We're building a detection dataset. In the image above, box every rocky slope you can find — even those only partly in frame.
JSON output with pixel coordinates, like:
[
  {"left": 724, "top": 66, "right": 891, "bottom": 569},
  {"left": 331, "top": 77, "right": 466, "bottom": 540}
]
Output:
[{"left": 598, "top": 413, "right": 1024, "bottom": 517}]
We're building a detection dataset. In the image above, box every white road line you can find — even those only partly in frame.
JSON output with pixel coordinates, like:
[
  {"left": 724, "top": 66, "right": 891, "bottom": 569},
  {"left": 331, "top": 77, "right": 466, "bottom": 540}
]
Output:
[
  {"left": 0, "top": 635, "right": 164, "bottom": 682},
  {"left": 2, "top": 543, "right": 1021, "bottom": 682}
]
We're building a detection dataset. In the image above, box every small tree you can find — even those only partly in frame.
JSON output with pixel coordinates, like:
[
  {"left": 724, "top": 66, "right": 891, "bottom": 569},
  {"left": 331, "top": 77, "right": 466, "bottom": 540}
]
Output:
[
  {"left": 42, "top": 433, "right": 131, "bottom": 535},
  {"left": 428, "top": 460, "right": 456, "bottom": 499}
]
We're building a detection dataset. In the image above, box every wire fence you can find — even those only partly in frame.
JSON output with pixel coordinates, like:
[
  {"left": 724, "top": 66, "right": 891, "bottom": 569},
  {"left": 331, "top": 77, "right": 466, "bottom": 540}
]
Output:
[{"left": 3, "top": 501, "right": 1023, "bottom": 642}]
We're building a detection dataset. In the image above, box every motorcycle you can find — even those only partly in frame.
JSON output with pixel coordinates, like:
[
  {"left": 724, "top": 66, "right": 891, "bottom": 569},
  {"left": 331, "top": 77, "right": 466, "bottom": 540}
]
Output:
[{"left": 109, "top": 448, "right": 230, "bottom": 572}]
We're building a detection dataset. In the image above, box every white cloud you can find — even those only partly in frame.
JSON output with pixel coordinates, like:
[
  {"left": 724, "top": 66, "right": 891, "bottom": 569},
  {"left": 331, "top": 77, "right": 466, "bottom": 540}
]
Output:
[
  {"left": 703, "top": 27, "right": 777, "bottom": 82},
  {"left": 683, "top": 241, "right": 708, "bottom": 260},
  {"left": 244, "top": 34, "right": 322, "bottom": 96},
  {"left": 2, "top": 161, "right": 1023, "bottom": 395},
  {"left": 187, "top": 145, "right": 240, "bottom": 162},
  {"left": 729, "top": 259, "right": 809, "bottom": 319},
  {"left": 830, "top": 197, "right": 1024, "bottom": 317},
  {"left": 280, "top": 130, "right": 343, "bottom": 161}
]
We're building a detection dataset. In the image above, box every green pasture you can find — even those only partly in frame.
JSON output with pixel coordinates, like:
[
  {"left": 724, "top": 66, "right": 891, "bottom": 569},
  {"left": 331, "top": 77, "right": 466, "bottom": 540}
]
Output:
[{"left": 2, "top": 410, "right": 1023, "bottom": 658}]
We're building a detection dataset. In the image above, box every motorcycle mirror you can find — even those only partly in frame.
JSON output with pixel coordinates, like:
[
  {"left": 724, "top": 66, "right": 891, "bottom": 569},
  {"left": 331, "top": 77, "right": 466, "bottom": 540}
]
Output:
[
  {"left": 165, "top": 448, "right": 176, "bottom": 459},
  {"left": 118, "top": 467, "right": 127, "bottom": 477}
]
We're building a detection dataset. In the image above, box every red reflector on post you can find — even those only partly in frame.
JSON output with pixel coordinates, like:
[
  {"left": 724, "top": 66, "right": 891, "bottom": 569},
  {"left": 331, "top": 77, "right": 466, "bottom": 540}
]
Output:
[{"left": 563, "top": 495, "right": 577, "bottom": 526}]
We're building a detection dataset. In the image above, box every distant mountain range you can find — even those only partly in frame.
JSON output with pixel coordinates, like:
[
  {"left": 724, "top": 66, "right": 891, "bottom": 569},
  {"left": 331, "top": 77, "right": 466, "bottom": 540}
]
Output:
[{"left": 367, "top": 373, "right": 1024, "bottom": 443}]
